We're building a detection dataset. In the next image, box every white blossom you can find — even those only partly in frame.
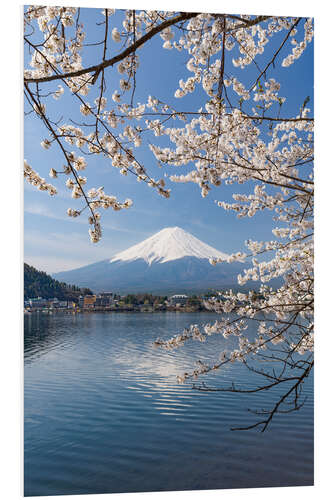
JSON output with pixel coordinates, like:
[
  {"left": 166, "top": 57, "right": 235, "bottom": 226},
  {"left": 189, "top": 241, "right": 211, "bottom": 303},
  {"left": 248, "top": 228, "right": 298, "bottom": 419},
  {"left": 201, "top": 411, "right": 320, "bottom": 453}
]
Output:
[
  {"left": 112, "top": 27, "right": 121, "bottom": 42},
  {"left": 24, "top": 11, "right": 314, "bottom": 419}
]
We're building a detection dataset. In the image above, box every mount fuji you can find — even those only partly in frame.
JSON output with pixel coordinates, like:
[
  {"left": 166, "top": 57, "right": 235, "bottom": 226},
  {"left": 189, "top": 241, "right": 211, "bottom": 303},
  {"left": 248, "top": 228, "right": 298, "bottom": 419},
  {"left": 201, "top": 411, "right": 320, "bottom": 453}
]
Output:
[{"left": 53, "top": 227, "right": 246, "bottom": 294}]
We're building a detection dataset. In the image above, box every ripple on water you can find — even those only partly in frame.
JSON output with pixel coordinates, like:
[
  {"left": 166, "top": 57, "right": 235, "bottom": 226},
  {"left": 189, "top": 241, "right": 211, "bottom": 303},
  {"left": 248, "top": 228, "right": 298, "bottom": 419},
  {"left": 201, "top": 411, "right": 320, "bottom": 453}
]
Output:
[{"left": 24, "top": 312, "right": 313, "bottom": 496}]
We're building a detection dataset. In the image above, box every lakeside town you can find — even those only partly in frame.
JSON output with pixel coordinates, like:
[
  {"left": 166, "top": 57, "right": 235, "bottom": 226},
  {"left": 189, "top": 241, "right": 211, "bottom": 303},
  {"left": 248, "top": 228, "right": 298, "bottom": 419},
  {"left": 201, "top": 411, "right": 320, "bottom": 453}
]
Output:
[
  {"left": 24, "top": 292, "right": 216, "bottom": 314},
  {"left": 23, "top": 262, "right": 228, "bottom": 315}
]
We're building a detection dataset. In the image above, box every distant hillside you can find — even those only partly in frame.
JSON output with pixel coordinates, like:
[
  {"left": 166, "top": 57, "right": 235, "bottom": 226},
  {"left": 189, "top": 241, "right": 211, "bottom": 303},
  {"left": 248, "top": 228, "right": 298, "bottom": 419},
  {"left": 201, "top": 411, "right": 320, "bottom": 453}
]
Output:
[{"left": 24, "top": 263, "right": 92, "bottom": 301}]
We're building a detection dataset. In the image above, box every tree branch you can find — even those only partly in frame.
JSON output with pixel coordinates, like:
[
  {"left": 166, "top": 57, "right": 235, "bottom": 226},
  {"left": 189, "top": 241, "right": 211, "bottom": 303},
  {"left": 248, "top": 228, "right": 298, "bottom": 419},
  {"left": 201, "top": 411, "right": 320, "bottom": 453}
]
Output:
[{"left": 24, "top": 12, "right": 198, "bottom": 84}]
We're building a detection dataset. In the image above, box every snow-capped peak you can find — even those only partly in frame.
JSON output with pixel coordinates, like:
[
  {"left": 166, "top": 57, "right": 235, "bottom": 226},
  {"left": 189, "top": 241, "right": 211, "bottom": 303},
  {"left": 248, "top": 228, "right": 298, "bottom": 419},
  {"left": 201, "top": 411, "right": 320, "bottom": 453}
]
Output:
[{"left": 110, "top": 226, "right": 229, "bottom": 265}]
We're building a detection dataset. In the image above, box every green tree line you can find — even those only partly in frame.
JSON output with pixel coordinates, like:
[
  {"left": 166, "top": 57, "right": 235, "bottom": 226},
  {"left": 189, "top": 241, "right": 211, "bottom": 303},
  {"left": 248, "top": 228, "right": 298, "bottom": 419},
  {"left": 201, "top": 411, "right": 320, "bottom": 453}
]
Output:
[{"left": 24, "top": 263, "right": 92, "bottom": 301}]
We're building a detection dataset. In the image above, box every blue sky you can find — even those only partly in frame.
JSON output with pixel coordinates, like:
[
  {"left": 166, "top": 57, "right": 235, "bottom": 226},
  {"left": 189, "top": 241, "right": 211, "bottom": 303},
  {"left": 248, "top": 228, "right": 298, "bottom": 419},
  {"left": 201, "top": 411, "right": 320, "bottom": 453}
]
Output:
[
  {"left": 2, "top": 2, "right": 330, "bottom": 495},
  {"left": 24, "top": 7, "right": 314, "bottom": 273}
]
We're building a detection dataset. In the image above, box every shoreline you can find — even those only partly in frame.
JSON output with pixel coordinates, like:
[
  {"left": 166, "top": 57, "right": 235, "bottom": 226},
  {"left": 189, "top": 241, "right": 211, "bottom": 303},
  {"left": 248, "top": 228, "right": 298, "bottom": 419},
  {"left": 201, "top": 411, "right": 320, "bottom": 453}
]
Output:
[{"left": 24, "top": 307, "right": 214, "bottom": 315}]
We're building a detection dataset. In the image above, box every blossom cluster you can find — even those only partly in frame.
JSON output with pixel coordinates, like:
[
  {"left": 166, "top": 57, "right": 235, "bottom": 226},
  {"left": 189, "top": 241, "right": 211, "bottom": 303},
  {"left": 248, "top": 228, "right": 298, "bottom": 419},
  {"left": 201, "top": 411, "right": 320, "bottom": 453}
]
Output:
[
  {"left": 24, "top": 10, "right": 314, "bottom": 403},
  {"left": 282, "top": 18, "right": 313, "bottom": 67},
  {"left": 24, "top": 159, "right": 57, "bottom": 196}
]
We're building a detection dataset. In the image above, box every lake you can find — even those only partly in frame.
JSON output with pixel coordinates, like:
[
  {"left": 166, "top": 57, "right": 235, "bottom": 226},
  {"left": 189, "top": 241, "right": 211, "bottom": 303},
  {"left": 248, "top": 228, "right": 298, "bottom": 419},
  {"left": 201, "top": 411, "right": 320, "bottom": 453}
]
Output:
[{"left": 24, "top": 312, "right": 313, "bottom": 496}]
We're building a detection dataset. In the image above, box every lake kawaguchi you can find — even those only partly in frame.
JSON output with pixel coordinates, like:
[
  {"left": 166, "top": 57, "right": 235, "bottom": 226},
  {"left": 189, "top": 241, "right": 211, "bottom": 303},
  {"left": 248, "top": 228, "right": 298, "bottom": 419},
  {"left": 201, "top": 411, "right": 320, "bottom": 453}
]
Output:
[{"left": 24, "top": 312, "right": 313, "bottom": 496}]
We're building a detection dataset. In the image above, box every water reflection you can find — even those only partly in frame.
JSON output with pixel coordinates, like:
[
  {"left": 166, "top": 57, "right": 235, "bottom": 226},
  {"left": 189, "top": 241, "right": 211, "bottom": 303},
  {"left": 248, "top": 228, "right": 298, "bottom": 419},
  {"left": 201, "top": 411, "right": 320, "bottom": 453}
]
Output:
[{"left": 25, "top": 312, "right": 313, "bottom": 497}]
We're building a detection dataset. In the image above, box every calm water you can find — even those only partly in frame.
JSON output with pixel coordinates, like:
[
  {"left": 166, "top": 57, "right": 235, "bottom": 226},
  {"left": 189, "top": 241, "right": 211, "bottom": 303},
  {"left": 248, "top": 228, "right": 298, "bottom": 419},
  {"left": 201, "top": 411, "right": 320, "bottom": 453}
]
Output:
[{"left": 24, "top": 312, "right": 313, "bottom": 496}]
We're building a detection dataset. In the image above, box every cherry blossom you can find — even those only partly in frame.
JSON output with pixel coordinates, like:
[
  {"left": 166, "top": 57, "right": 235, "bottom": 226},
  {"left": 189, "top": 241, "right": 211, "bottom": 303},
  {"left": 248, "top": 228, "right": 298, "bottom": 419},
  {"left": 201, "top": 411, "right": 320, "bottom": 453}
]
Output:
[{"left": 24, "top": 8, "right": 313, "bottom": 429}]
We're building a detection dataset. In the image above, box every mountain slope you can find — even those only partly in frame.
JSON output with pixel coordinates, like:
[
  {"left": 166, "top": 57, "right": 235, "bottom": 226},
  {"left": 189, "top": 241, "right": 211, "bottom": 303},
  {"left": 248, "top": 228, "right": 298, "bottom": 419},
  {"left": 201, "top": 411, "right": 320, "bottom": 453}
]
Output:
[
  {"left": 53, "top": 227, "right": 246, "bottom": 294},
  {"left": 24, "top": 263, "right": 92, "bottom": 300}
]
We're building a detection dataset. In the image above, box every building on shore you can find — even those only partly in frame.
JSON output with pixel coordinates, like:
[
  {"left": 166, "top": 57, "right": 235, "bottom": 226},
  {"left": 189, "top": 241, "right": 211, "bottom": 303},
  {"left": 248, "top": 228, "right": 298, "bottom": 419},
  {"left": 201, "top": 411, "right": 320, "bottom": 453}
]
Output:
[
  {"left": 28, "top": 297, "right": 48, "bottom": 308},
  {"left": 26, "top": 297, "right": 78, "bottom": 310},
  {"left": 83, "top": 295, "right": 96, "bottom": 309},
  {"left": 169, "top": 294, "right": 188, "bottom": 306},
  {"left": 95, "top": 292, "right": 114, "bottom": 307}
]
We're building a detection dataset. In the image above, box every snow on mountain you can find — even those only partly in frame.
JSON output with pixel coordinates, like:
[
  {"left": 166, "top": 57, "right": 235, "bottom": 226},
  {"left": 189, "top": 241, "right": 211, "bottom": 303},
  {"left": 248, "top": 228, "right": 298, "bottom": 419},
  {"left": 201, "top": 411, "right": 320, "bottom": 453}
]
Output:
[
  {"left": 53, "top": 227, "right": 247, "bottom": 293},
  {"left": 110, "top": 226, "right": 229, "bottom": 265}
]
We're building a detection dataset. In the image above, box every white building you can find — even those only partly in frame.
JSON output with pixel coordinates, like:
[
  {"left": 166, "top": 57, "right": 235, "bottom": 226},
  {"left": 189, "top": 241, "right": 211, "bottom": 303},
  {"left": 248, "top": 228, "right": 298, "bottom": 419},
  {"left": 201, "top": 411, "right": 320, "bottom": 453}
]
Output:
[{"left": 169, "top": 294, "right": 188, "bottom": 306}]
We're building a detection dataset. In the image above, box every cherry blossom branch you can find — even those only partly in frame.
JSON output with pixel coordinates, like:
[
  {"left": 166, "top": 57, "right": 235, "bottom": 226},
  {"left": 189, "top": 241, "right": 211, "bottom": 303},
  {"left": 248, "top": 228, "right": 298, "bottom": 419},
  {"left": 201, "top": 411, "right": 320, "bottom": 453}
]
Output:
[
  {"left": 24, "top": 11, "right": 198, "bottom": 84},
  {"left": 249, "top": 18, "right": 301, "bottom": 92}
]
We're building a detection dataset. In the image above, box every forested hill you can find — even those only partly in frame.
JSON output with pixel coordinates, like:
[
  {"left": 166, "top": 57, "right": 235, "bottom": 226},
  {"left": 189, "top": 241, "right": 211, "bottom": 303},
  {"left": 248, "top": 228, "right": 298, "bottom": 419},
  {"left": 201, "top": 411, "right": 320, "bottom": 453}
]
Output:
[{"left": 24, "top": 263, "right": 92, "bottom": 300}]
